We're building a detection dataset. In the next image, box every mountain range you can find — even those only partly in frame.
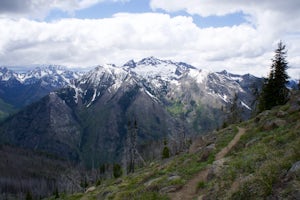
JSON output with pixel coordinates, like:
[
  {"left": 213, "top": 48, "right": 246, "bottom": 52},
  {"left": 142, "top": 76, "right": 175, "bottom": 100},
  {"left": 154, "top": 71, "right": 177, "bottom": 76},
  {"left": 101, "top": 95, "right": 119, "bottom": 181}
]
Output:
[
  {"left": 0, "top": 57, "right": 263, "bottom": 169},
  {"left": 0, "top": 65, "right": 81, "bottom": 120}
]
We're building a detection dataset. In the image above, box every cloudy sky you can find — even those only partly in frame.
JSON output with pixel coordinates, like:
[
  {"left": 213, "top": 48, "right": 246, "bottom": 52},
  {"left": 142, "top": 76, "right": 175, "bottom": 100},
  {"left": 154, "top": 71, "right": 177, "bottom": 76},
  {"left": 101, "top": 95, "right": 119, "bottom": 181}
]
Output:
[{"left": 0, "top": 0, "right": 300, "bottom": 78}]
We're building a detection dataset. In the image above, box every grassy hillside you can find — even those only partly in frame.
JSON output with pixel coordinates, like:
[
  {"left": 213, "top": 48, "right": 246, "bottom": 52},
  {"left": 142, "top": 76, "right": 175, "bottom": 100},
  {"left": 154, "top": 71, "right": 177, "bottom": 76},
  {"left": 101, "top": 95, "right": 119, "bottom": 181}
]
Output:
[{"left": 47, "top": 92, "right": 300, "bottom": 200}]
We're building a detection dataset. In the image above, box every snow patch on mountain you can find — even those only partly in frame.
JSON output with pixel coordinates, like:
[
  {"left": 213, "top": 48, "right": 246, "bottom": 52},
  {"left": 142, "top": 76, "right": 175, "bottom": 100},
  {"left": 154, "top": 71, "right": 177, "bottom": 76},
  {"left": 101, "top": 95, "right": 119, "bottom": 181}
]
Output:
[
  {"left": 188, "top": 68, "right": 210, "bottom": 84},
  {"left": 87, "top": 88, "right": 97, "bottom": 108},
  {"left": 218, "top": 93, "right": 229, "bottom": 103},
  {"left": 241, "top": 101, "right": 252, "bottom": 110}
]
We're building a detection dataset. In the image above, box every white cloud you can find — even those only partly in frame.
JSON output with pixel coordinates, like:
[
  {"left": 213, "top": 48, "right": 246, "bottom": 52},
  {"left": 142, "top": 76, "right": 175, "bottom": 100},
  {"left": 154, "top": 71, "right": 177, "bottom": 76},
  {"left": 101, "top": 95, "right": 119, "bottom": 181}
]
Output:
[
  {"left": 0, "top": 14, "right": 272, "bottom": 74},
  {"left": 149, "top": 0, "right": 300, "bottom": 78},
  {"left": 0, "top": 1, "right": 300, "bottom": 78}
]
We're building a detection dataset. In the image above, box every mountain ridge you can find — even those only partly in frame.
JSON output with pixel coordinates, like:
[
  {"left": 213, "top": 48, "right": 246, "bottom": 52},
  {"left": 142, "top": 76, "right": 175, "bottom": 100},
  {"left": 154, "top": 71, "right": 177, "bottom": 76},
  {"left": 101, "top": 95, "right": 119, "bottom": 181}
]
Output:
[{"left": 0, "top": 57, "right": 263, "bottom": 168}]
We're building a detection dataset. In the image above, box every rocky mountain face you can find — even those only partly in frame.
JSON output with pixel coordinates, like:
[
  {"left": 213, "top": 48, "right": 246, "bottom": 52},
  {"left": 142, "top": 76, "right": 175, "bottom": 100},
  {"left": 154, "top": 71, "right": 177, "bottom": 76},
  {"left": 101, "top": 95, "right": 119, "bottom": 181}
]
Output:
[
  {"left": 123, "top": 57, "right": 262, "bottom": 130},
  {"left": 0, "top": 57, "right": 263, "bottom": 168},
  {"left": 0, "top": 65, "right": 81, "bottom": 120}
]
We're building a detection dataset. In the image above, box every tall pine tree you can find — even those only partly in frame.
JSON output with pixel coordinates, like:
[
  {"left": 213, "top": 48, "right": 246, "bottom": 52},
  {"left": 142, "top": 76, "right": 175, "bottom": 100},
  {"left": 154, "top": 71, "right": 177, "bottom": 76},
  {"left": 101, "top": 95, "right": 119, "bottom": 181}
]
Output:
[{"left": 258, "top": 41, "right": 289, "bottom": 112}]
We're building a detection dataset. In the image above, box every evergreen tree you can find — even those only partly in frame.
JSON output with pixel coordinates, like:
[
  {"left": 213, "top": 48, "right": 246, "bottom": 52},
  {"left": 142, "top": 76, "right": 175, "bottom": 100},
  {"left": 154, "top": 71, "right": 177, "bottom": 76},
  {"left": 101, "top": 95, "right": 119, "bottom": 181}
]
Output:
[
  {"left": 54, "top": 188, "right": 59, "bottom": 199},
  {"left": 222, "top": 93, "right": 242, "bottom": 126},
  {"left": 258, "top": 41, "right": 289, "bottom": 112},
  {"left": 162, "top": 139, "right": 170, "bottom": 159},
  {"left": 25, "top": 191, "right": 33, "bottom": 200},
  {"left": 162, "top": 146, "right": 170, "bottom": 159},
  {"left": 229, "top": 93, "right": 240, "bottom": 124},
  {"left": 113, "top": 163, "right": 123, "bottom": 178}
]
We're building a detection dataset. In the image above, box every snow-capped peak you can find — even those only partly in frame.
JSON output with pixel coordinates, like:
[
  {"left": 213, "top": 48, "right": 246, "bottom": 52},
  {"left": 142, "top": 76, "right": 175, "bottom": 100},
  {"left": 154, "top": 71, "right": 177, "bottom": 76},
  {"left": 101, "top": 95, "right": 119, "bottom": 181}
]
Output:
[
  {"left": 124, "top": 57, "right": 196, "bottom": 82},
  {"left": 0, "top": 65, "right": 80, "bottom": 88},
  {"left": 188, "top": 68, "right": 210, "bottom": 84},
  {"left": 0, "top": 67, "right": 18, "bottom": 81},
  {"left": 123, "top": 60, "right": 136, "bottom": 68},
  {"left": 137, "top": 56, "right": 164, "bottom": 66},
  {"left": 78, "top": 64, "right": 128, "bottom": 88}
]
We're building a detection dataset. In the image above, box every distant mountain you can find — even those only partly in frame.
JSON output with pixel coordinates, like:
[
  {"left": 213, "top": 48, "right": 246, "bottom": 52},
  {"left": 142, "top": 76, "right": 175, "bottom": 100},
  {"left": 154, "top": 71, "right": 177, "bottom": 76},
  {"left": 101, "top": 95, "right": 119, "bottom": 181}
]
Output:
[
  {"left": 287, "top": 79, "right": 299, "bottom": 90},
  {"left": 0, "top": 57, "right": 263, "bottom": 168},
  {"left": 0, "top": 65, "right": 81, "bottom": 120},
  {"left": 123, "top": 57, "right": 262, "bottom": 129}
]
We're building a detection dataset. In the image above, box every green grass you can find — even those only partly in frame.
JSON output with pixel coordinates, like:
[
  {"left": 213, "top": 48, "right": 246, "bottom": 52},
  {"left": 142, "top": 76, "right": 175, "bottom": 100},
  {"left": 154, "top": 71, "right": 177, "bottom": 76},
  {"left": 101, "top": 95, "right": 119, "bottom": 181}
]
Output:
[
  {"left": 197, "top": 181, "right": 206, "bottom": 190},
  {"left": 166, "top": 101, "right": 184, "bottom": 116},
  {"left": 202, "top": 103, "right": 300, "bottom": 199}
]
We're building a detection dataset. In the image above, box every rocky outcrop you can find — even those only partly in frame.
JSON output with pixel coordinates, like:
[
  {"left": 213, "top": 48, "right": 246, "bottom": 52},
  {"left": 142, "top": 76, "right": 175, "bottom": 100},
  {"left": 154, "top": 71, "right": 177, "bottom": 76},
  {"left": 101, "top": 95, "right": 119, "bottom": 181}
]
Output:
[
  {"left": 288, "top": 161, "right": 300, "bottom": 175},
  {"left": 262, "top": 118, "right": 287, "bottom": 131}
]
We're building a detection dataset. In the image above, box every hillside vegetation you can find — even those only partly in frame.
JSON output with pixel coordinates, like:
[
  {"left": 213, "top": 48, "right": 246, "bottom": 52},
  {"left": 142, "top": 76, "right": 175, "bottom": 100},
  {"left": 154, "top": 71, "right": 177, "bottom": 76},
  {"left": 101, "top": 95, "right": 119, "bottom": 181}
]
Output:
[{"left": 48, "top": 92, "right": 300, "bottom": 200}]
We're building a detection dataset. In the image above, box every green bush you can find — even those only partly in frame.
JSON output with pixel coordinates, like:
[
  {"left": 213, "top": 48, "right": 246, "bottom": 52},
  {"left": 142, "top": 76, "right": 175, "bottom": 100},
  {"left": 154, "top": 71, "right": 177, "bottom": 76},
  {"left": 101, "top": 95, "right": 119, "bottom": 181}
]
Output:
[
  {"left": 162, "top": 146, "right": 170, "bottom": 159},
  {"left": 197, "top": 181, "right": 206, "bottom": 190},
  {"left": 113, "top": 164, "right": 123, "bottom": 178}
]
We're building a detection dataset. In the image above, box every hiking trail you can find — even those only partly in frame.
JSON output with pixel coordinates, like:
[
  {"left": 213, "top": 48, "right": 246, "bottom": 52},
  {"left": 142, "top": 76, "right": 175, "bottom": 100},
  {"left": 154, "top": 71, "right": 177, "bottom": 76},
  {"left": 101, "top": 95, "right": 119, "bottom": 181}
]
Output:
[{"left": 169, "top": 127, "right": 246, "bottom": 200}]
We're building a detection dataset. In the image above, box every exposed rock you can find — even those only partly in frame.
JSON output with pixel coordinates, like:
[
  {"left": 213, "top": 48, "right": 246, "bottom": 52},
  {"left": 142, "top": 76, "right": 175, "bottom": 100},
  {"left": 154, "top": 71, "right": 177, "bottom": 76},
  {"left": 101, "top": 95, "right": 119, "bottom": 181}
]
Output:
[
  {"left": 291, "top": 190, "right": 300, "bottom": 200},
  {"left": 257, "top": 110, "right": 272, "bottom": 119},
  {"left": 206, "top": 143, "right": 216, "bottom": 149},
  {"left": 288, "top": 161, "right": 300, "bottom": 174},
  {"left": 159, "top": 185, "right": 181, "bottom": 193},
  {"left": 263, "top": 118, "right": 286, "bottom": 131},
  {"left": 254, "top": 116, "right": 260, "bottom": 123},
  {"left": 255, "top": 110, "right": 273, "bottom": 124},
  {"left": 189, "top": 137, "right": 206, "bottom": 154},
  {"left": 288, "top": 104, "right": 300, "bottom": 113},
  {"left": 144, "top": 177, "right": 162, "bottom": 187},
  {"left": 168, "top": 175, "right": 181, "bottom": 181},
  {"left": 85, "top": 186, "right": 96, "bottom": 193},
  {"left": 276, "top": 110, "right": 287, "bottom": 118},
  {"left": 245, "top": 138, "right": 259, "bottom": 147},
  {"left": 198, "top": 143, "right": 215, "bottom": 162},
  {"left": 288, "top": 93, "right": 300, "bottom": 113},
  {"left": 207, "top": 158, "right": 227, "bottom": 181}
]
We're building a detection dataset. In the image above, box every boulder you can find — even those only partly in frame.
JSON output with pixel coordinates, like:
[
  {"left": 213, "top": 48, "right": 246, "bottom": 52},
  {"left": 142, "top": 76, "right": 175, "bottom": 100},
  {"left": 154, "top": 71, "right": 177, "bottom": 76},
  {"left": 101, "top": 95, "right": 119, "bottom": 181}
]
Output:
[
  {"left": 168, "top": 175, "right": 181, "bottom": 181},
  {"left": 144, "top": 177, "right": 162, "bottom": 187},
  {"left": 245, "top": 138, "right": 259, "bottom": 147},
  {"left": 287, "top": 93, "right": 300, "bottom": 113},
  {"left": 207, "top": 158, "right": 227, "bottom": 181},
  {"left": 85, "top": 186, "right": 96, "bottom": 193},
  {"left": 159, "top": 185, "right": 181, "bottom": 193},
  {"left": 198, "top": 144, "right": 215, "bottom": 162},
  {"left": 288, "top": 161, "right": 300, "bottom": 174},
  {"left": 276, "top": 110, "right": 287, "bottom": 118},
  {"left": 263, "top": 118, "right": 286, "bottom": 131}
]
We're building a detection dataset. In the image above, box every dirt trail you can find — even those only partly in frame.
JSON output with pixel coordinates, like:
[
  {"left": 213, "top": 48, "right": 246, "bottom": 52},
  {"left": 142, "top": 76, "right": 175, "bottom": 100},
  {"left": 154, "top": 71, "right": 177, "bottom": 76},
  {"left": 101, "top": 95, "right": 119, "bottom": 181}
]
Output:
[
  {"left": 169, "top": 127, "right": 246, "bottom": 200},
  {"left": 215, "top": 127, "right": 246, "bottom": 160}
]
